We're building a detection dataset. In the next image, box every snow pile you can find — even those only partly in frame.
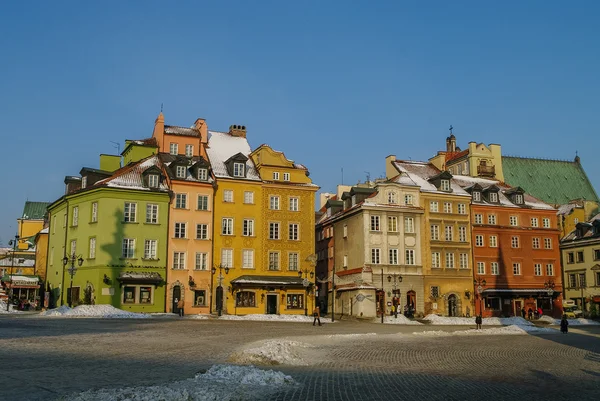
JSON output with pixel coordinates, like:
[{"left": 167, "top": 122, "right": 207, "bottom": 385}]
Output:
[
  {"left": 229, "top": 340, "right": 312, "bottom": 366},
  {"left": 65, "top": 364, "right": 296, "bottom": 401},
  {"left": 423, "top": 314, "right": 533, "bottom": 326},
  {"left": 218, "top": 314, "right": 325, "bottom": 323},
  {"left": 0, "top": 299, "right": 21, "bottom": 314},
  {"left": 415, "top": 325, "right": 556, "bottom": 337},
  {"left": 380, "top": 315, "right": 423, "bottom": 325},
  {"left": 538, "top": 315, "right": 600, "bottom": 325},
  {"left": 325, "top": 333, "right": 378, "bottom": 339},
  {"left": 186, "top": 314, "right": 210, "bottom": 320},
  {"left": 39, "top": 305, "right": 150, "bottom": 319}
]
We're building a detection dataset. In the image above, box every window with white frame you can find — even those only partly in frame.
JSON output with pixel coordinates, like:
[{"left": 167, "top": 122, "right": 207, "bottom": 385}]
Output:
[
  {"left": 459, "top": 253, "right": 469, "bottom": 269},
  {"left": 91, "top": 202, "right": 98, "bottom": 223},
  {"left": 531, "top": 217, "right": 539, "bottom": 227},
  {"left": 406, "top": 249, "right": 415, "bottom": 265},
  {"left": 195, "top": 253, "right": 208, "bottom": 270},
  {"left": 89, "top": 238, "right": 96, "bottom": 259},
  {"left": 512, "top": 263, "right": 521, "bottom": 275},
  {"left": 546, "top": 264, "right": 554, "bottom": 276},
  {"left": 389, "top": 249, "right": 399, "bottom": 265},
  {"left": 370, "top": 215, "right": 381, "bottom": 231},
  {"left": 489, "top": 192, "right": 498, "bottom": 203},
  {"left": 176, "top": 165, "right": 186, "bottom": 178},
  {"left": 431, "top": 224, "right": 440, "bottom": 240},
  {"left": 243, "top": 249, "right": 254, "bottom": 269},
  {"left": 288, "top": 223, "right": 299, "bottom": 240},
  {"left": 534, "top": 263, "right": 542, "bottom": 276},
  {"left": 487, "top": 214, "right": 497, "bottom": 225},
  {"left": 221, "top": 249, "right": 233, "bottom": 268},
  {"left": 124, "top": 202, "right": 137, "bottom": 222},
  {"left": 81, "top": 176, "right": 87, "bottom": 189},
  {"left": 71, "top": 206, "right": 79, "bottom": 227},
  {"left": 443, "top": 202, "right": 452, "bottom": 213},
  {"left": 146, "top": 203, "right": 158, "bottom": 224},
  {"left": 459, "top": 226, "right": 467, "bottom": 242},
  {"left": 144, "top": 239, "right": 157, "bottom": 259},
  {"left": 283, "top": 172, "right": 290, "bottom": 181},
  {"left": 477, "top": 262, "right": 485, "bottom": 274},
  {"left": 404, "top": 217, "right": 415, "bottom": 233},
  {"left": 289, "top": 197, "right": 299, "bottom": 211},
  {"left": 445, "top": 225, "right": 453, "bottom": 241},
  {"left": 509, "top": 215, "right": 518, "bottom": 226},
  {"left": 268, "top": 252, "right": 280, "bottom": 270},
  {"left": 243, "top": 219, "right": 254, "bottom": 236},
  {"left": 430, "top": 201, "right": 439, "bottom": 212},
  {"left": 185, "top": 144, "right": 193, "bottom": 157},
  {"left": 197, "top": 195, "right": 209, "bottom": 211},
  {"left": 175, "top": 193, "right": 187, "bottom": 209},
  {"left": 122, "top": 238, "right": 135, "bottom": 259},
  {"left": 474, "top": 214, "right": 483, "bottom": 224},
  {"left": 491, "top": 262, "right": 499, "bottom": 275},
  {"left": 371, "top": 248, "right": 381, "bottom": 264},
  {"left": 233, "top": 162, "right": 245, "bottom": 177},
  {"left": 514, "top": 194, "right": 524, "bottom": 204},
  {"left": 475, "top": 235, "right": 484, "bottom": 247},
  {"left": 221, "top": 218, "right": 233, "bottom": 236},
  {"left": 288, "top": 252, "right": 298, "bottom": 271},
  {"left": 175, "top": 222, "right": 187, "bottom": 238},
  {"left": 343, "top": 255, "right": 348, "bottom": 268},
  {"left": 343, "top": 224, "right": 348, "bottom": 238},
  {"left": 532, "top": 237, "right": 540, "bottom": 249},
  {"left": 198, "top": 168, "right": 208, "bottom": 181},
  {"left": 173, "top": 252, "right": 185, "bottom": 269},
  {"left": 489, "top": 235, "right": 497, "bottom": 247},
  {"left": 223, "top": 190, "right": 233, "bottom": 203},
  {"left": 243, "top": 191, "right": 254, "bottom": 204},
  {"left": 270, "top": 196, "right": 280, "bottom": 210},
  {"left": 511, "top": 236, "right": 520, "bottom": 248},
  {"left": 273, "top": 172, "right": 280, "bottom": 180},
  {"left": 269, "top": 222, "right": 280, "bottom": 239},
  {"left": 473, "top": 191, "right": 481, "bottom": 202},
  {"left": 70, "top": 239, "right": 77, "bottom": 255},
  {"left": 388, "top": 216, "right": 398, "bottom": 232},
  {"left": 445, "top": 253, "right": 454, "bottom": 268},
  {"left": 431, "top": 252, "right": 441, "bottom": 268},
  {"left": 457, "top": 203, "right": 466, "bottom": 214},
  {"left": 544, "top": 238, "right": 552, "bottom": 249},
  {"left": 441, "top": 179, "right": 450, "bottom": 191},
  {"left": 169, "top": 143, "right": 178, "bottom": 155},
  {"left": 388, "top": 192, "right": 397, "bottom": 204},
  {"left": 542, "top": 218, "right": 551, "bottom": 228},
  {"left": 404, "top": 194, "right": 414, "bottom": 205},
  {"left": 196, "top": 224, "right": 209, "bottom": 240}
]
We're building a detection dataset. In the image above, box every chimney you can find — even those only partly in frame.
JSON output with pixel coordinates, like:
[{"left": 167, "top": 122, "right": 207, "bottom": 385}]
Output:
[
  {"left": 229, "top": 124, "right": 247, "bottom": 138},
  {"left": 152, "top": 112, "right": 165, "bottom": 150},
  {"left": 195, "top": 118, "right": 208, "bottom": 144}
]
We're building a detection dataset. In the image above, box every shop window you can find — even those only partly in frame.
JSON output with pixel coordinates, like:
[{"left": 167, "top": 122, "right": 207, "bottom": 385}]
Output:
[
  {"left": 236, "top": 291, "right": 256, "bottom": 307},
  {"left": 485, "top": 297, "right": 501, "bottom": 310},
  {"left": 139, "top": 287, "right": 152, "bottom": 304},
  {"left": 194, "top": 290, "right": 206, "bottom": 306},
  {"left": 67, "top": 287, "right": 80, "bottom": 306},
  {"left": 123, "top": 286, "right": 136, "bottom": 304},
  {"left": 286, "top": 294, "right": 304, "bottom": 309}
]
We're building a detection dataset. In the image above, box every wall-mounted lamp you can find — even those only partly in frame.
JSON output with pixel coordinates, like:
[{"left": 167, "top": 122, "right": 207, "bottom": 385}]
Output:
[
  {"left": 188, "top": 276, "right": 196, "bottom": 287},
  {"left": 465, "top": 290, "right": 471, "bottom": 299},
  {"left": 261, "top": 293, "right": 265, "bottom": 303},
  {"left": 103, "top": 274, "right": 111, "bottom": 285}
]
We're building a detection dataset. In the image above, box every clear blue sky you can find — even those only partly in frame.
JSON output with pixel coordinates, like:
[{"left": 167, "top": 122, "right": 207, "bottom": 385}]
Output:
[{"left": 1, "top": 1, "right": 599, "bottom": 243}]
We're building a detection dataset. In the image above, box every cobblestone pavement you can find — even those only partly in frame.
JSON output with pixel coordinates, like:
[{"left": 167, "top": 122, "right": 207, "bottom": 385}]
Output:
[{"left": 1, "top": 315, "right": 600, "bottom": 400}]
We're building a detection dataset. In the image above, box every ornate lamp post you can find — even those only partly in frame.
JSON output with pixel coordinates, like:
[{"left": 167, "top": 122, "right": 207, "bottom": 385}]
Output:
[
  {"left": 473, "top": 277, "right": 487, "bottom": 316},
  {"left": 211, "top": 264, "right": 229, "bottom": 316},
  {"left": 298, "top": 268, "right": 314, "bottom": 316},
  {"left": 6, "top": 235, "right": 19, "bottom": 312},
  {"left": 387, "top": 273, "right": 403, "bottom": 318},
  {"left": 62, "top": 253, "right": 84, "bottom": 307}
]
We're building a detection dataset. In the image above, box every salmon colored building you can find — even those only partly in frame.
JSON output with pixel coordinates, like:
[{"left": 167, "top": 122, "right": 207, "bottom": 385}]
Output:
[{"left": 454, "top": 176, "right": 563, "bottom": 318}]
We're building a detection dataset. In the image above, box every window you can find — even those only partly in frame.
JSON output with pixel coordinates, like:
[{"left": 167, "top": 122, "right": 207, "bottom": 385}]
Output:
[
  {"left": 243, "top": 249, "right": 254, "bottom": 269},
  {"left": 460, "top": 253, "right": 468, "bottom": 269},
  {"left": 406, "top": 249, "right": 415, "bottom": 265},
  {"left": 491, "top": 262, "right": 499, "bottom": 275},
  {"left": 546, "top": 264, "right": 554, "bottom": 276},
  {"left": 196, "top": 224, "right": 209, "bottom": 240},
  {"left": 473, "top": 191, "right": 481, "bottom": 202},
  {"left": 487, "top": 214, "right": 497, "bottom": 225},
  {"left": 430, "top": 286, "right": 440, "bottom": 298},
  {"left": 431, "top": 224, "right": 440, "bottom": 240},
  {"left": 72, "top": 207, "right": 79, "bottom": 226},
  {"left": 343, "top": 224, "right": 348, "bottom": 238},
  {"left": 197, "top": 195, "right": 209, "bottom": 211},
  {"left": 175, "top": 222, "right": 187, "bottom": 238},
  {"left": 169, "top": 143, "right": 178, "bottom": 155},
  {"left": 532, "top": 238, "right": 540, "bottom": 249},
  {"left": 457, "top": 203, "right": 466, "bottom": 214},
  {"left": 173, "top": 252, "right": 186, "bottom": 269},
  {"left": 146, "top": 203, "right": 158, "bottom": 224},
  {"left": 474, "top": 214, "right": 483, "bottom": 224},
  {"left": 268, "top": 252, "right": 280, "bottom": 270},
  {"left": 124, "top": 202, "right": 137, "bottom": 222},
  {"left": 144, "top": 239, "right": 157, "bottom": 259},
  {"left": 477, "top": 262, "right": 485, "bottom": 274},
  {"left": 510, "top": 216, "right": 518, "bottom": 226},
  {"left": 269, "top": 222, "right": 280, "bottom": 239},
  {"left": 511, "top": 236, "right": 520, "bottom": 248},
  {"left": 289, "top": 197, "right": 299, "bottom": 211},
  {"left": 370, "top": 216, "right": 381, "bottom": 231},
  {"left": 574, "top": 218, "right": 579, "bottom": 224},
  {"left": 569, "top": 274, "right": 577, "bottom": 288},
  {"left": 489, "top": 192, "right": 498, "bottom": 203},
  {"left": 243, "top": 219, "right": 254, "bottom": 236},
  {"left": 273, "top": 172, "right": 280, "bottom": 180},
  {"left": 388, "top": 217, "right": 398, "bottom": 232},
  {"left": 486, "top": 297, "right": 501, "bottom": 311},
  {"left": 515, "top": 194, "right": 524, "bottom": 204},
  {"left": 567, "top": 252, "right": 574, "bottom": 264},
  {"left": 221, "top": 249, "right": 233, "bottom": 268},
  {"left": 91, "top": 202, "right": 98, "bottom": 223},
  {"left": 89, "top": 238, "right": 96, "bottom": 259},
  {"left": 441, "top": 179, "right": 450, "bottom": 191},
  {"left": 233, "top": 162, "right": 245, "bottom": 177},
  {"left": 288, "top": 223, "right": 299, "bottom": 240},
  {"left": 389, "top": 249, "right": 399, "bottom": 265},
  {"left": 388, "top": 192, "right": 397, "bottom": 204},
  {"left": 534, "top": 263, "right": 542, "bottom": 276},
  {"left": 531, "top": 218, "right": 539, "bottom": 228},
  {"left": 288, "top": 252, "right": 299, "bottom": 271},
  {"left": 194, "top": 290, "right": 206, "bottom": 306},
  {"left": 195, "top": 253, "right": 208, "bottom": 270},
  {"left": 122, "top": 239, "right": 135, "bottom": 259},
  {"left": 475, "top": 235, "right": 484, "bottom": 247},
  {"left": 63, "top": 213, "right": 67, "bottom": 227},
  {"left": 579, "top": 274, "right": 586, "bottom": 287},
  {"left": 148, "top": 174, "right": 160, "bottom": 187},
  {"left": 371, "top": 248, "right": 381, "bottom": 264},
  {"left": 445, "top": 253, "right": 454, "bottom": 268},
  {"left": 221, "top": 218, "right": 233, "bottom": 236},
  {"left": 430, "top": 201, "right": 439, "bottom": 212},
  {"left": 431, "top": 252, "right": 440, "bottom": 268},
  {"left": 123, "top": 286, "right": 136, "bottom": 304},
  {"left": 596, "top": 271, "right": 600, "bottom": 286},
  {"left": 443, "top": 202, "right": 452, "bottom": 213},
  {"left": 343, "top": 255, "right": 348, "bottom": 268},
  {"left": 198, "top": 168, "right": 208, "bottom": 181},
  {"left": 512, "top": 263, "right": 521, "bottom": 275},
  {"left": 236, "top": 291, "right": 256, "bottom": 307},
  {"left": 444, "top": 226, "right": 453, "bottom": 241},
  {"left": 185, "top": 144, "right": 193, "bottom": 157},
  {"left": 175, "top": 194, "right": 187, "bottom": 209},
  {"left": 576, "top": 251, "right": 584, "bottom": 263},
  {"left": 270, "top": 196, "right": 280, "bottom": 210},
  {"left": 542, "top": 218, "right": 551, "bottom": 228},
  {"left": 223, "top": 190, "right": 233, "bottom": 203},
  {"left": 176, "top": 165, "right": 187, "bottom": 178},
  {"left": 404, "top": 217, "right": 415, "bottom": 233},
  {"left": 286, "top": 294, "right": 303, "bottom": 309},
  {"left": 244, "top": 191, "right": 254, "bottom": 204},
  {"left": 81, "top": 176, "right": 87, "bottom": 189},
  {"left": 595, "top": 249, "right": 600, "bottom": 261},
  {"left": 283, "top": 172, "right": 290, "bottom": 181},
  {"left": 404, "top": 194, "right": 414, "bottom": 205}
]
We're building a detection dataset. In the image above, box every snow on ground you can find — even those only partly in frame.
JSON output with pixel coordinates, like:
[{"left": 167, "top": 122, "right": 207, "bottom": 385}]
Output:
[
  {"left": 538, "top": 315, "right": 600, "bottom": 325},
  {"left": 65, "top": 364, "right": 297, "bottom": 401},
  {"left": 39, "top": 305, "right": 150, "bottom": 319},
  {"left": 325, "top": 333, "right": 378, "bottom": 339},
  {"left": 415, "top": 325, "right": 557, "bottom": 337},
  {"left": 422, "top": 314, "right": 533, "bottom": 326},
  {"left": 218, "top": 314, "right": 330, "bottom": 323},
  {"left": 229, "top": 340, "right": 313, "bottom": 366},
  {"left": 379, "top": 315, "right": 423, "bottom": 325},
  {"left": 0, "top": 300, "right": 22, "bottom": 314}
]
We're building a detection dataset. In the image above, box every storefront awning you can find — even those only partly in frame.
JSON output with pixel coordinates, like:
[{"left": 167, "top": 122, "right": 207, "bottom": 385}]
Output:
[
  {"left": 117, "top": 272, "right": 163, "bottom": 285},
  {"left": 230, "top": 275, "right": 310, "bottom": 289},
  {"left": 482, "top": 288, "right": 561, "bottom": 296},
  {"left": 2, "top": 274, "right": 40, "bottom": 288}
]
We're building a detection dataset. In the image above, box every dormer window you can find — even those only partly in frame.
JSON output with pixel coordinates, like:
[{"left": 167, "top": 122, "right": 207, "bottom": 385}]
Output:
[
  {"left": 489, "top": 192, "right": 498, "bottom": 203},
  {"left": 148, "top": 174, "right": 159, "bottom": 188},
  {"left": 473, "top": 191, "right": 481, "bottom": 202},
  {"left": 515, "top": 194, "right": 523, "bottom": 204},
  {"left": 81, "top": 176, "right": 87, "bottom": 189},
  {"left": 198, "top": 168, "right": 208, "bottom": 181},
  {"left": 388, "top": 192, "right": 397, "bottom": 204},
  {"left": 441, "top": 179, "right": 450, "bottom": 191},
  {"left": 176, "top": 166, "right": 187, "bottom": 178},
  {"left": 233, "top": 163, "right": 245, "bottom": 177},
  {"left": 273, "top": 172, "right": 280, "bottom": 180}
]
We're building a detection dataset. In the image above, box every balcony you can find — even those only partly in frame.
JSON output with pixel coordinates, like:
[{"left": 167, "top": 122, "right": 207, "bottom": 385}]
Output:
[{"left": 477, "top": 164, "right": 495, "bottom": 177}]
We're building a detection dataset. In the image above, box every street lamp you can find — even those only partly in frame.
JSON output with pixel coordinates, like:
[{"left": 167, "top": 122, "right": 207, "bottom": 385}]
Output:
[
  {"left": 298, "top": 268, "right": 314, "bottom": 316},
  {"left": 6, "top": 235, "right": 19, "bottom": 312},
  {"left": 544, "top": 279, "right": 555, "bottom": 314},
  {"left": 387, "top": 273, "right": 403, "bottom": 318},
  {"left": 62, "top": 253, "right": 84, "bottom": 307},
  {"left": 473, "top": 277, "right": 487, "bottom": 316},
  {"left": 211, "top": 264, "right": 229, "bottom": 316}
]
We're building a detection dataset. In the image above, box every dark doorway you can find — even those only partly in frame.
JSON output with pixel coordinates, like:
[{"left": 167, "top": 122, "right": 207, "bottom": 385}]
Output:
[
  {"left": 173, "top": 285, "right": 181, "bottom": 313},
  {"left": 406, "top": 290, "right": 416, "bottom": 309},
  {"left": 266, "top": 294, "right": 278, "bottom": 314},
  {"left": 448, "top": 294, "right": 457, "bottom": 317},
  {"left": 216, "top": 286, "right": 224, "bottom": 315},
  {"left": 376, "top": 290, "right": 385, "bottom": 316}
]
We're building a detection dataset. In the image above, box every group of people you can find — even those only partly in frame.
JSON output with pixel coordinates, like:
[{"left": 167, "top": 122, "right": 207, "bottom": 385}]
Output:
[{"left": 520, "top": 306, "right": 544, "bottom": 320}]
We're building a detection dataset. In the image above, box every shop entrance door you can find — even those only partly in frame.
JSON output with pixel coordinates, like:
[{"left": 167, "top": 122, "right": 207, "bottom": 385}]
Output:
[{"left": 266, "top": 294, "right": 278, "bottom": 314}]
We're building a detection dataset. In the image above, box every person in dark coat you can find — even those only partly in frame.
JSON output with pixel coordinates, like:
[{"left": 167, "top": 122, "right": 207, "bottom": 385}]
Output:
[
  {"left": 560, "top": 315, "right": 569, "bottom": 334},
  {"left": 520, "top": 307, "right": 526, "bottom": 319},
  {"left": 475, "top": 314, "right": 483, "bottom": 330},
  {"left": 527, "top": 308, "right": 533, "bottom": 320},
  {"left": 313, "top": 306, "right": 322, "bottom": 326}
]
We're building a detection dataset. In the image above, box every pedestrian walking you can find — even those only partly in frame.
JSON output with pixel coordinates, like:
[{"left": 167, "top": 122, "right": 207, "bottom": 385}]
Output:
[
  {"left": 520, "top": 307, "right": 526, "bottom": 319},
  {"left": 177, "top": 298, "right": 184, "bottom": 317},
  {"left": 475, "top": 314, "right": 483, "bottom": 330},
  {"left": 560, "top": 314, "right": 569, "bottom": 334},
  {"left": 537, "top": 307, "right": 543, "bottom": 318},
  {"left": 528, "top": 308, "right": 533, "bottom": 320},
  {"left": 313, "top": 305, "right": 322, "bottom": 326}
]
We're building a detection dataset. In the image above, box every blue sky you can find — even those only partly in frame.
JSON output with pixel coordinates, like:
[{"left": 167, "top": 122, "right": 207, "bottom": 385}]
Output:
[{"left": 1, "top": 1, "right": 599, "bottom": 243}]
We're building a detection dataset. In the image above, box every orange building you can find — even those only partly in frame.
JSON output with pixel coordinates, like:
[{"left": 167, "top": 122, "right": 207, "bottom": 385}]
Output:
[{"left": 454, "top": 176, "right": 563, "bottom": 317}]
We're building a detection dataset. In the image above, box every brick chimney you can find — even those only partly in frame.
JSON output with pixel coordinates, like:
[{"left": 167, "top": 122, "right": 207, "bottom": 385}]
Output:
[
  {"left": 152, "top": 112, "right": 165, "bottom": 150},
  {"left": 195, "top": 118, "right": 208, "bottom": 144},
  {"left": 229, "top": 124, "right": 247, "bottom": 138}
]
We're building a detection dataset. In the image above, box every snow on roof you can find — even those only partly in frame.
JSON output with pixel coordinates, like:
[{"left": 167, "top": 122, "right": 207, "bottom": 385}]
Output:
[
  {"left": 98, "top": 155, "right": 170, "bottom": 192},
  {"left": 164, "top": 125, "right": 200, "bottom": 137},
  {"left": 39, "top": 228, "right": 49, "bottom": 234},
  {"left": 0, "top": 257, "right": 35, "bottom": 267},
  {"left": 7, "top": 275, "right": 38, "bottom": 283},
  {"left": 393, "top": 161, "right": 471, "bottom": 196},
  {"left": 557, "top": 203, "right": 583, "bottom": 216},
  {"left": 206, "top": 131, "right": 261, "bottom": 181}
]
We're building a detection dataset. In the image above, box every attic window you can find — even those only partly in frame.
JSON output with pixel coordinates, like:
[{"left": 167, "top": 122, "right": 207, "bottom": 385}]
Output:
[
  {"left": 489, "top": 192, "right": 498, "bottom": 203},
  {"left": 176, "top": 166, "right": 187, "bottom": 179},
  {"left": 198, "top": 168, "right": 208, "bottom": 181},
  {"left": 283, "top": 173, "right": 290, "bottom": 181},
  {"left": 388, "top": 192, "right": 397, "bottom": 204},
  {"left": 170, "top": 143, "right": 178, "bottom": 155},
  {"left": 514, "top": 194, "right": 524, "bottom": 204},
  {"left": 440, "top": 179, "right": 450, "bottom": 191},
  {"left": 148, "top": 174, "right": 159, "bottom": 188},
  {"left": 473, "top": 191, "right": 481, "bottom": 202},
  {"left": 81, "top": 176, "right": 87, "bottom": 189},
  {"left": 233, "top": 163, "right": 245, "bottom": 177},
  {"left": 273, "top": 172, "right": 280, "bottom": 180}
]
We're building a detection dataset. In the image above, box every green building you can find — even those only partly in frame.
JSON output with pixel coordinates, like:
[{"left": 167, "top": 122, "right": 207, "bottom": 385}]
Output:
[{"left": 46, "top": 154, "right": 171, "bottom": 312}]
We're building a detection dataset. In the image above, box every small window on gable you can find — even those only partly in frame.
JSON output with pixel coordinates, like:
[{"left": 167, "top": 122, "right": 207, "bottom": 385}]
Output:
[
  {"left": 81, "top": 176, "right": 87, "bottom": 189},
  {"left": 283, "top": 172, "right": 290, "bottom": 181},
  {"left": 176, "top": 165, "right": 186, "bottom": 178},
  {"left": 489, "top": 192, "right": 498, "bottom": 203},
  {"left": 440, "top": 180, "right": 450, "bottom": 191},
  {"left": 273, "top": 172, "right": 280, "bottom": 180},
  {"left": 514, "top": 194, "right": 524, "bottom": 204},
  {"left": 148, "top": 174, "right": 159, "bottom": 188},
  {"left": 473, "top": 191, "right": 481, "bottom": 201},
  {"left": 233, "top": 162, "right": 245, "bottom": 177},
  {"left": 198, "top": 168, "right": 208, "bottom": 181}
]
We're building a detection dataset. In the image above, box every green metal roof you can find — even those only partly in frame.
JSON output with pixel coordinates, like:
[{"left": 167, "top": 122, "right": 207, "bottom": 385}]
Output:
[
  {"left": 21, "top": 201, "right": 50, "bottom": 220},
  {"left": 502, "top": 156, "right": 599, "bottom": 205}
]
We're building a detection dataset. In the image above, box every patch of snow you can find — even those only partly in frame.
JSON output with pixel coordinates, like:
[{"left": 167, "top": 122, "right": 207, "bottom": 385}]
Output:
[
  {"left": 206, "top": 131, "right": 261, "bottom": 181},
  {"left": 379, "top": 315, "right": 423, "bottom": 325},
  {"left": 325, "top": 333, "right": 378, "bottom": 338},
  {"left": 64, "top": 364, "right": 296, "bottom": 401},
  {"left": 218, "top": 314, "right": 328, "bottom": 323},
  {"left": 229, "top": 340, "right": 312, "bottom": 366},
  {"left": 186, "top": 314, "right": 211, "bottom": 319},
  {"left": 422, "top": 314, "right": 533, "bottom": 326},
  {"left": 538, "top": 315, "right": 600, "bottom": 325},
  {"left": 0, "top": 299, "right": 22, "bottom": 314},
  {"left": 39, "top": 305, "right": 151, "bottom": 319},
  {"left": 415, "top": 325, "right": 556, "bottom": 337}
]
